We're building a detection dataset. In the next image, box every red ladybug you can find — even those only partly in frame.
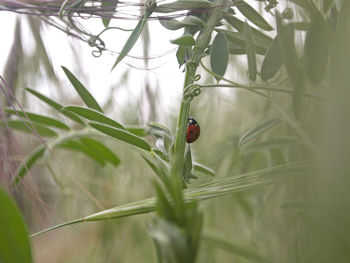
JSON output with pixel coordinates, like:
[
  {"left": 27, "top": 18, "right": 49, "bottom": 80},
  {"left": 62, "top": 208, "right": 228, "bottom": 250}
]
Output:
[{"left": 186, "top": 117, "right": 200, "bottom": 143}]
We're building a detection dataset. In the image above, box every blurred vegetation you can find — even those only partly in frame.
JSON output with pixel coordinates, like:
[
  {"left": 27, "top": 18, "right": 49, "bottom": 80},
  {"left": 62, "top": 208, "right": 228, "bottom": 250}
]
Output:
[{"left": 1, "top": 0, "right": 350, "bottom": 262}]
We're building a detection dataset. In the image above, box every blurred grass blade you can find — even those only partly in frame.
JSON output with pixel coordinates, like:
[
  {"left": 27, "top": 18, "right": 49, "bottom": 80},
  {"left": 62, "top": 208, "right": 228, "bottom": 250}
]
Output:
[
  {"left": 61, "top": 66, "right": 103, "bottom": 112},
  {"left": 101, "top": 0, "right": 118, "bottom": 27},
  {"left": 244, "top": 21, "right": 257, "bottom": 81},
  {"left": 13, "top": 145, "right": 46, "bottom": 185},
  {"left": 261, "top": 36, "right": 282, "bottom": 81},
  {"left": 5, "top": 108, "right": 69, "bottom": 131},
  {"left": 0, "top": 187, "right": 33, "bottom": 263},
  {"left": 31, "top": 161, "right": 312, "bottom": 237},
  {"left": 1, "top": 120, "right": 57, "bottom": 137},
  {"left": 192, "top": 162, "right": 215, "bottom": 177},
  {"left": 89, "top": 122, "right": 151, "bottom": 151},
  {"left": 64, "top": 106, "right": 124, "bottom": 129},
  {"left": 304, "top": 9, "right": 331, "bottom": 85},
  {"left": 25, "top": 87, "right": 84, "bottom": 125},
  {"left": 236, "top": 1, "right": 273, "bottom": 31},
  {"left": 154, "top": 0, "right": 212, "bottom": 13},
  {"left": 170, "top": 34, "right": 196, "bottom": 46},
  {"left": 223, "top": 13, "right": 272, "bottom": 43},
  {"left": 210, "top": 32, "right": 229, "bottom": 80},
  {"left": 240, "top": 137, "right": 300, "bottom": 154},
  {"left": 323, "top": 0, "right": 335, "bottom": 13},
  {"left": 203, "top": 232, "right": 271, "bottom": 262},
  {"left": 111, "top": 9, "right": 152, "bottom": 70},
  {"left": 239, "top": 118, "right": 281, "bottom": 147}
]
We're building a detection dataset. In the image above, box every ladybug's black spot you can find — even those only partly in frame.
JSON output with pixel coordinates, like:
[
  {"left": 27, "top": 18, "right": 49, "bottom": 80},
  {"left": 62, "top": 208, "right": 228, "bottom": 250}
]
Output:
[{"left": 190, "top": 130, "right": 193, "bottom": 133}]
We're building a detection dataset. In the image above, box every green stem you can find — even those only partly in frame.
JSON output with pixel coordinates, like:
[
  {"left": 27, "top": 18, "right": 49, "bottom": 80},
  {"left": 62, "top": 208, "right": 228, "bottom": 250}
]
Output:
[{"left": 171, "top": 0, "right": 230, "bottom": 180}]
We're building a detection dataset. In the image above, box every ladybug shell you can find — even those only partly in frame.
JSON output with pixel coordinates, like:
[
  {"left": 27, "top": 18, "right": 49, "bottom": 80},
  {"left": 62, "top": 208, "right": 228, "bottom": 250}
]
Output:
[{"left": 186, "top": 122, "right": 200, "bottom": 143}]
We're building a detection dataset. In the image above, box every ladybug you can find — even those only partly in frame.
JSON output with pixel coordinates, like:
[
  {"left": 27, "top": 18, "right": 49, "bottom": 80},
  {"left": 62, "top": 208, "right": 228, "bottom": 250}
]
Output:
[{"left": 186, "top": 117, "right": 200, "bottom": 143}]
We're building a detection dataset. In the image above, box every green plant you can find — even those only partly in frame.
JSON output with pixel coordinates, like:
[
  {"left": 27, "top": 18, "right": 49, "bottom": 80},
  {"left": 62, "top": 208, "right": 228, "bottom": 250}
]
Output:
[{"left": 2, "top": 0, "right": 350, "bottom": 262}]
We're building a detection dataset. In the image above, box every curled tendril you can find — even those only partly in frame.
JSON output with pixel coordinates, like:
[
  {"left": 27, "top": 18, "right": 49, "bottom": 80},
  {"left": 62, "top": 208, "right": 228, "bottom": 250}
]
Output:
[
  {"left": 183, "top": 84, "right": 202, "bottom": 102},
  {"left": 193, "top": 74, "right": 201, "bottom": 81},
  {"left": 88, "top": 35, "right": 105, "bottom": 57}
]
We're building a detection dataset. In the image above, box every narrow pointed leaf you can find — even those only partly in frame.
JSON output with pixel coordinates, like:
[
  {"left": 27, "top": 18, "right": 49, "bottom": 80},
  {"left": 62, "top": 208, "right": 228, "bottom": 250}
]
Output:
[
  {"left": 80, "top": 137, "right": 120, "bottom": 167},
  {"left": 154, "top": 0, "right": 212, "bottom": 13},
  {"left": 323, "top": 0, "right": 335, "bottom": 13},
  {"left": 101, "top": 0, "right": 118, "bottom": 27},
  {"left": 13, "top": 145, "right": 46, "bottom": 185},
  {"left": 126, "top": 127, "right": 148, "bottom": 137},
  {"left": 59, "top": 140, "right": 106, "bottom": 166},
  {"left": 25, "top": 87, "right": 84, "bottom": 125},
  {"left": 1, "top": 120, "right": 57, "bottom": 137},
  {"left": 193, "top": 162, "right": 215, "bottom": 177},
  {"left": 170, "top": 34, "right": 196, "bottom": 46},
  {"left": 0, "top": 187, "right": 33, "bottom": 263},
  {"left": 183, "top": 145, "right": 193, "bottom": 183},
  {"left": 210, "top": 32, "right": 229, "bottom": 80},
  {"left": 223, "top": 12, "right": 272, "bottom": 44},
  {"left": 237, "top": 1, "right": 273, "bottom": 31},
  {"left": 239, "top": 119, "right": 281, "bottom": 147},
  {"left": 61, "top": 66, "right": 103, "bottom": 112},
  {"left": 89, "top": 122, "right": 151, "bottom": 151},
  {"left": 304, "top": 10, "right": 331, "bottom": 85},
  {"left": 64, "top": 106, "right": 124, "bottom": 129},
  {"left": 261, "top": 36, "right": 282, "bottom": 81},
  {"left": 159, "top": 16, "right": 204, "bottom": 30},
  {"left": 244, "top": 21, "right": 257, "bottom": 81},
  {"left": 4, "top": 108, "right": 69, "bottom": 130},
  {"left": 112, "top": 9, "right": 152, "bottom": 69}
]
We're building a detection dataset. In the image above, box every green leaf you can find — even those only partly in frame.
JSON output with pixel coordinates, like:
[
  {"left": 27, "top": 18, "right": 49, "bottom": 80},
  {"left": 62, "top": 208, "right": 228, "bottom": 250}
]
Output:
[
  {"left": 192, "top": 162, "right": 215, "bottom": 177},
  {"left": 159, "top": 16, "right": 204, "bottom": 30},
  {"left": 276, "top": 12, "right": 303, "bottom": 118},
  {"left": 111, "top": 9, "right": 152, "bottom": 69},
  {"left": 0, "top": 187, "right": 33, "bottom": 263},
  {"left": 236, "top": 1, "right": 273, "bottom": 31},
  {"left": 216, "top": 29, "right": 269, "bottom": 55},
  {"left": 276, "top": 13, "right": 298, "bottom": 81},
  {"left": 59, "top": 140, "right": 106, "bottom": 166},
  {"left": 25, "top": 87, "right": 84, "bottom": 125},
  {"left": 176, "top": 45, "right": 187, "bottom": 67},
  {"left": 80, "top": 138, "right": 120, "bottom": 167},
  {"left": 223, "top": 12, "right": 273, "bottom": 44},
  {"left": 61, "top": 66, "right": 103, "bottom": 112},
  {"left": 244, "top": 21, "right": 257, "bottom": 81},
  {"left": 239, "top": 118, "right": 281, "bottom": 147},
  {"left": 126, "top": 127, "right": 148, "bottom": 137},
  {"left": 210, "top": 32, "right": 229, "bottom": 80},
  {"left": 147, "top": 121, "right": 171, "bottom": 136},
  {"left": 1, "top": 120, "right": 57, "bottom": 137},
  {"left": 261, "top": 36, "right": 282, "bottom": 81},
  {"left": 64, "top": 106, "right": 124, "bottom": 129},
  {"left": 240, "top": 137, "right": 300, "bottom": 154},
  {"left": 170, "top": 34, "right": 196, "bottom": 46},
  {"left": 304, "top": 10, "right": 331, "bottom": 85},
  {"left": 59, "top": 138, "right": 120, "bottom": 167},
  {"left": 4, "top": 108, "right": 70, "bottom": 131},
  {"left": 13, "top": 145, "right": 46, "bottom": 185},
  {"left": 183, "top": 145, "right": 194, "bottom": 183},
  {"left": 154, "top": 0, "right": 212, "bottom": 13},
  {"left": 89, "top": 122, "right": 151, "bottom": 151},
  {"left": 101, "top": 0, "right": 118, "bottom": 27}
]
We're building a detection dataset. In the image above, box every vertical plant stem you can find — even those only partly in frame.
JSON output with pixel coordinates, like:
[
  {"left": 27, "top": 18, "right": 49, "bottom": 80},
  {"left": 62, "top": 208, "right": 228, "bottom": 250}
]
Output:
[{"left": 171, "top": 0, "right": 229, "bottom": 179}]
